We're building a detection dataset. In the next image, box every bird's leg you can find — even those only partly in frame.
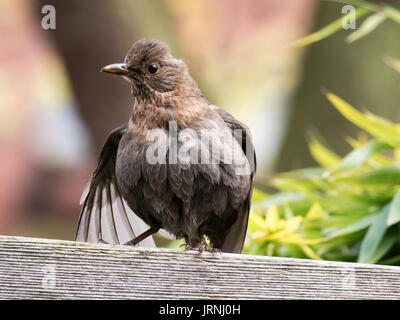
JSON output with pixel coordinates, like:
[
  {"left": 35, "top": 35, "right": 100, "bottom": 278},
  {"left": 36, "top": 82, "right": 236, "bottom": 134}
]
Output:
[
  {"left": 98, "top": 233, "right": 109, "bottom": 245},
  {"left": 124, "top": 227, "right": 160, "bottom": 246}
]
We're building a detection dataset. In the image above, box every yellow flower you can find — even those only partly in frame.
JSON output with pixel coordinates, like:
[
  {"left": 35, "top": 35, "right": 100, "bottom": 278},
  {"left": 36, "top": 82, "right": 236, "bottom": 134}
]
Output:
[{"left": 247, "top": 204, "right": 327, "bottom": 259}]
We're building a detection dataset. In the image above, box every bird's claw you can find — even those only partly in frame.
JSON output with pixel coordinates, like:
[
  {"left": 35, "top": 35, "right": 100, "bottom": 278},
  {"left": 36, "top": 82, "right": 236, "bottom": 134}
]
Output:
[
  {"left": 98, "top": 238, "right": 109, "bottom": 244},
  {"left": 209, "top": 247, "right": 222, "bottom": 254},
  {"left": 181, "top": 240, "right": 221, "bottom": 254}
]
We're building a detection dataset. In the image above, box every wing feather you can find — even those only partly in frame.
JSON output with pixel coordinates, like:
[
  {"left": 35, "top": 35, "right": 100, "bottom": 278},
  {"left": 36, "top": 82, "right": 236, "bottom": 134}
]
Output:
[
  {"left": 210, "top": 105, "right": 256, "bottom": 253},
  {"left": 75, "top": 124, "right": 156, "bottom": 247}
]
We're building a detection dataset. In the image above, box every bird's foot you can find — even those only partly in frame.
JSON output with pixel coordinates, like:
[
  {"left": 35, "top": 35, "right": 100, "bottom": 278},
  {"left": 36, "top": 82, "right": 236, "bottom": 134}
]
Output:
[
  {"left": 98, "top": 238, "right": 109, "bottom": 245},
  {"left": 208, "top": 247, "right": 222, "bottom": 254},
  {"left": 181, "top": 240, "right": 221, "bottom": 254},
  {"left": 181, "top": 242, "right": 208, "bottom": 253}
]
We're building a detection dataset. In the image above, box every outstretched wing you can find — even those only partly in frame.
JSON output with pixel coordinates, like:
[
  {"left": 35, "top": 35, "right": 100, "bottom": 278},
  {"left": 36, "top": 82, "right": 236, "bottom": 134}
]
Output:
[
  {"left": 75, "top": 124, "right": 156, "bottom": 247},
  {"left": 210, "top": 105, "right": 256, "bottom": 253}
]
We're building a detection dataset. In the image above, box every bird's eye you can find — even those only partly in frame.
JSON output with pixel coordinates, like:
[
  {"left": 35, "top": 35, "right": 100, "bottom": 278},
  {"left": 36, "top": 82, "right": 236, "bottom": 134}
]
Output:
[{"left": 147, "top": 64, "right": 158, "bottom": 74}]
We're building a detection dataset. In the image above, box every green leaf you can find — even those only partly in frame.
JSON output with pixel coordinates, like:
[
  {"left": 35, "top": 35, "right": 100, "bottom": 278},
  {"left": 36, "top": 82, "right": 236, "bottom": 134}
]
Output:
[
  {"left": 252, "top": 192, "right": 305, "bottom": 210},
  {"left": 330, "top": 140, "right": 392, "bottom": 174},
  {"left": 382, "top": 4, "right": 400, "bottom": 24},
  {"left": 346, "top": 11, "right": 386, "bottom": 43},
  {"left": 325, "top": 92, "right": 400, "bottom": 146},
  {"left": 305, "top": 203, "right": 324, "bottom": 220},
  {"left": 303, "top": 203, "right": 324, "bottom": 238},
  {"left": 283, "top": 200, "right": 294, "bottom": 220},
  {"left": 387, "top": 189, "right": 400, "bottom": 226},
  {"left": 346, "top": 137, "right": 394, "bottom": 166},
  {"left": 335, "top": 164, "right": 400, "bottom": 185},
  {"left": 290, "top": 7, "right": 369, "bottom": 47},
  {"left": 299, "top": 245, "right": 323, "bottom": 260},
  {"left": 326, "top": 1, "right": 400, "bottom": 24},
  {"left": 336, "top": 188, "right": 394, "bottom": 206},
  {"left": 328, "top": 213, "right": 377, "bottom": 238},
  {"left": 358, "top": 204, "right": 390, "bottom": 263},
  {"left": 364, "top": 227, "right": 398, "bottom": 264},
  {"left": 379, "top": 255, "right": 400, "bottom": 266},
  {"left": 308, "top": 138, "right": 341, "bottom": 168}
]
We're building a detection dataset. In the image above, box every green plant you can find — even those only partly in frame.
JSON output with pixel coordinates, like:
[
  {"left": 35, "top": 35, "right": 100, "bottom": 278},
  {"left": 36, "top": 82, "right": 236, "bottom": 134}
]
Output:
[
  {"left": 245, "top": 92, "right": 400, "bottom": 264},
  {"left": 291, "top": 0, "right": 400, "bottom": 47},
  {"left": 244, "top": 0, "right": 400, "bottom": 265}
]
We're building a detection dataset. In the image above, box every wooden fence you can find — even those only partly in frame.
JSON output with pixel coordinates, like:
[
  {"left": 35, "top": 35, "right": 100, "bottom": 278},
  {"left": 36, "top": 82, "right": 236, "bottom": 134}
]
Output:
[{"left": 0, "top": 235, "right": 399, "bottom": 299}]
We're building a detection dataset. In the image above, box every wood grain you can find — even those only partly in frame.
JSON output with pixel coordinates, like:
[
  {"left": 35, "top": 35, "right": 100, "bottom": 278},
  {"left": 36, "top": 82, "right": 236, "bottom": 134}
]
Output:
[{"left": 0, "top": 235, "right": 399, "bottom": 299}]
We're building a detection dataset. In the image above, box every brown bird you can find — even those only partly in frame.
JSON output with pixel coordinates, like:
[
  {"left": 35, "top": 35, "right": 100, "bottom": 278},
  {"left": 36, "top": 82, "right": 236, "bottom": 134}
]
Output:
[{"left": 75, "top": 39, "right": 256, "bottom": 253}]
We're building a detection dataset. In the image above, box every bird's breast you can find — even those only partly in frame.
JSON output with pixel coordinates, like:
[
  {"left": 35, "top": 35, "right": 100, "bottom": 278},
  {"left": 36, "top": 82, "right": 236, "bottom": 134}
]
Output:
[
  {"left": 115, "top": 125, "right": 252, "bottom": 235},
  {"left": 116, "top": 125, "right": 251, "bottom": 200}
]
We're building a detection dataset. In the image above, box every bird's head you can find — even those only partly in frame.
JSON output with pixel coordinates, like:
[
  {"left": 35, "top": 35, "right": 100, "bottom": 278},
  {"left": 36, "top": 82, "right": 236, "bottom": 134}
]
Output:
[{"left": 102, "top": 39, "right": 196, "bottom": 100}]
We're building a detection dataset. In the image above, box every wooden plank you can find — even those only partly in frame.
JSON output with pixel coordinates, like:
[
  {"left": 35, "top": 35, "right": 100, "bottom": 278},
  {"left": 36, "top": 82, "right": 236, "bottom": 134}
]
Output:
[{"left": 0, "top": 235, "right": 399, "bottom": 299}]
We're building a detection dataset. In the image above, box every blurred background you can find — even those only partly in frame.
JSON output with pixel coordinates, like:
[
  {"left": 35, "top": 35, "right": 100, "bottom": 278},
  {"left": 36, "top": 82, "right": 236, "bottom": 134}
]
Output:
[{"left": 1, "top": 0, "right": 399, "bottom": 241}]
